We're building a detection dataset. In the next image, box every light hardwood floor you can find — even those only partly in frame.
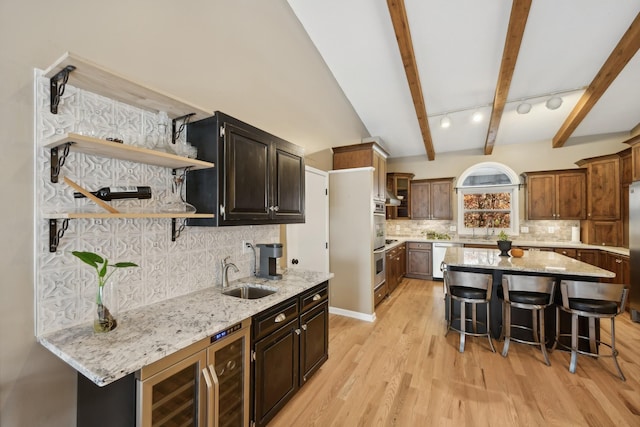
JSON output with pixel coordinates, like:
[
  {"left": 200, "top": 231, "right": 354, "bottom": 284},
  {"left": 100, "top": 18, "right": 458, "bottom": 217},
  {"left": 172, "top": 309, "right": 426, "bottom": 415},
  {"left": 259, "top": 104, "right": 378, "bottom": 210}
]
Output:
[{"left": 270, "top": 278, "right": 640, "bottom": 427}]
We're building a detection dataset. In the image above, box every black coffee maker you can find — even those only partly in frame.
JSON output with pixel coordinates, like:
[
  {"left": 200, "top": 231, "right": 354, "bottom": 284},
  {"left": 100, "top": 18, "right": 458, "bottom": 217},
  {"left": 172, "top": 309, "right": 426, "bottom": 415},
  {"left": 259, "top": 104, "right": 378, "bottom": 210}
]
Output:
[{"left": 256, "top": 243, "right": 283, "bottom": 279}]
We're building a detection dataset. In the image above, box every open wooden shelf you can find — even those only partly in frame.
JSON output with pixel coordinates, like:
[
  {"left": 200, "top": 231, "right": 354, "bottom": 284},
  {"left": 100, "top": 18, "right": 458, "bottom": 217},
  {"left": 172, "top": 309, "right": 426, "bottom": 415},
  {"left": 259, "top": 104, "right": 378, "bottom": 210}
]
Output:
[
  {"left": 43, "top": 133, "right": 214, "bottom": 171},
  {"left": 43, "top": 212, "right": 214, "bottom": 220},
  {"left": 43, "top": 52, "right": 210, "bottom": 121}
]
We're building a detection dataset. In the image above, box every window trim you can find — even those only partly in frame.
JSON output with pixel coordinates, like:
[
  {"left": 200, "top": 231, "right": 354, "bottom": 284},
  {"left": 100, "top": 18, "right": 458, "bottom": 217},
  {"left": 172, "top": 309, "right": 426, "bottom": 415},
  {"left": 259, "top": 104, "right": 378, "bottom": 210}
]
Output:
[{"left": 457, "top": 162, "right": 520, "bottom": 237}]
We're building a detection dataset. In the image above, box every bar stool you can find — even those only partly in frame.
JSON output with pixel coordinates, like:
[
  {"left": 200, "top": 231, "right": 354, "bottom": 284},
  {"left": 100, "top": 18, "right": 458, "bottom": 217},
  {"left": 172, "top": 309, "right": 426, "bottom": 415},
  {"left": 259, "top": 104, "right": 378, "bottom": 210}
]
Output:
[
  {"left": 554, "top": 280, "right": 628, "bottom": 380},
  {"left": 500, "top": 275, "right": 555, "bottom": 365},
  {"left": 444, "top": 270, "right": 495, "bottom": 353}
]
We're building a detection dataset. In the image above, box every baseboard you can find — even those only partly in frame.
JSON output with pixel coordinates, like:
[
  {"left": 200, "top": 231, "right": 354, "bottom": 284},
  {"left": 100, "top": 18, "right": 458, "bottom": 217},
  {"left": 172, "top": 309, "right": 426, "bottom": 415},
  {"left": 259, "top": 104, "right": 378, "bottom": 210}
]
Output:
[{"left": 329, "top": 306, "right": 376, "bottom": 322}]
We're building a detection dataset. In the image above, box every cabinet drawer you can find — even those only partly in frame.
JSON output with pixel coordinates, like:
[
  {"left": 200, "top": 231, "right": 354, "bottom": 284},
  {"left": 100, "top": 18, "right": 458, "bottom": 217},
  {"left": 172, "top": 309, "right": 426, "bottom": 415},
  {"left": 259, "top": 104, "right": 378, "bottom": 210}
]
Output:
[
  {"left": 253, "top": 298, "right": 299, "bottom": 341},
  {"left": 300, "top": 283, "right": 328, "bottom": 313},
  {"left": 374, "top": 282, "right": 388, "bottom": 306},
  {"left": 407, "top": 242, "right": 432, "bottom": 250},
  {"left": 555, "top": 248, "right": 577, "bottom": 258}
]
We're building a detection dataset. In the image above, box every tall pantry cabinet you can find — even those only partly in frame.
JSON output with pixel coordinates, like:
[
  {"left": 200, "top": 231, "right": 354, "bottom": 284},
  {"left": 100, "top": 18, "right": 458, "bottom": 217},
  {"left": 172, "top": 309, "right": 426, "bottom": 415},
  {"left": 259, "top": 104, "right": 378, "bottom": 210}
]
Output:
[
  {"left": 576, "top": 154, "right": 621, "bottom": 246},
  {"left": 332, "top": 141, "right": 388, "bottom": 201}
]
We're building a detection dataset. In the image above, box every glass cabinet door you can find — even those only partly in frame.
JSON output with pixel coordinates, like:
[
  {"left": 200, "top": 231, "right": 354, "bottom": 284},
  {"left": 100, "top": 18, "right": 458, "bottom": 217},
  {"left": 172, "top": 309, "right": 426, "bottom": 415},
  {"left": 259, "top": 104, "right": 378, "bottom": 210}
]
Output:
[{"left": 138, "top": 352, "right": 207, "bottom": 427}]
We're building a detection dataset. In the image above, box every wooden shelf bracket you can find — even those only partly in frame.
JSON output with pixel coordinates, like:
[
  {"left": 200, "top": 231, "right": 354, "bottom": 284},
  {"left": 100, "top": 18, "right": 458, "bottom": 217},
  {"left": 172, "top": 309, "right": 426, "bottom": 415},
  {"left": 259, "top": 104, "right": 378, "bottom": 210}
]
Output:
[{"left": 49, "top": 65, "right": 76, "bottom": 114}]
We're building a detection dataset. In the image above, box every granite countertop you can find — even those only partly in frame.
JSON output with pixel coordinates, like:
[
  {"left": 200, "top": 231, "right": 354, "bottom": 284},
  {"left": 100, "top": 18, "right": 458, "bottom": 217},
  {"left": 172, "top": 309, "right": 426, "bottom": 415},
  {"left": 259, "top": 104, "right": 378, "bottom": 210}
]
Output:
[
  {"left": 385, "top": 236, "right": 630, "bottom": 256},
  {"left": 37, "top": 269, "right": 333, "bottom": 387},
  {"left": 442, "top": 246, "right": 615, "bottom": 278}
]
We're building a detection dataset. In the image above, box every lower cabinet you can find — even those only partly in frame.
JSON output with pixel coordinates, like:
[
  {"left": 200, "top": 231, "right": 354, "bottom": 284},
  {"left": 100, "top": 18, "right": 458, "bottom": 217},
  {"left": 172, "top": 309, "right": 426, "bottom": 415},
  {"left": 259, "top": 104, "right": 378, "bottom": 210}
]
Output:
[
  {"left": 252, "top": 282, "right": 329, "bottom": 427},
  {"left": 386, "top": 247, "right": 399, "bottom": 293},
  {"left": 77, "top": 319, "right": 252, "bottom": 427},
  {"left": 374, "top": 282, "right": 389, "bottom": 306},
  {"left": 576, "top": 249, "right": 600, "bottom": 266},
  {"left": 386, "top": 244, "right": 407, "bottom": 294},
  {"left": 137, "top": 319, "right": 251, "bottom": 427},
  {"left": 406, "top": 242, "right": 432, "bottom": 279}
]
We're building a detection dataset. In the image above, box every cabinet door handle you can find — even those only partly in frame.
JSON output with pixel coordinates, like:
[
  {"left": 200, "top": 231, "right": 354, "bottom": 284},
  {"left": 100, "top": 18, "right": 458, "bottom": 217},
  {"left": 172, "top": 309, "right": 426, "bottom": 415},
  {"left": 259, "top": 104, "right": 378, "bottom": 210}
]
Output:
[
  {"left": 273, "top": 205, "right": 280, "bottom": 212},
  {"left": 274, "top": 313, "right": 286, "bottom": 323},
  {"left": 301, "top": 324, "right": 307, "bottom": 331},
  {"left": 219, "top": 204, "right": 225, "bottom": 216},
  {"left": 616, "top": 258, "right": 622, "bottom": 263},
  {"left": 208, "top": 365, "right": 220, "bottom": 427},
  {"left": 295, "top": 328, "right": 301, "bottom": 335},
  {"left": 202, "top": 368, "right": 215, "bottom": 427},
  {"left": 312, "top": 294, "right": 322, "bottom": 301}
]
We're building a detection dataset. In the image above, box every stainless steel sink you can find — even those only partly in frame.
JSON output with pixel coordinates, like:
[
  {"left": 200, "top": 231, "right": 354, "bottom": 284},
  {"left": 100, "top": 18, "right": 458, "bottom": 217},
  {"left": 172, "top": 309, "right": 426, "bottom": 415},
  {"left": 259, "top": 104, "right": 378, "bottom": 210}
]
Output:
[{"left": 222, "top": 284, "right": 277, "bottom": 299}]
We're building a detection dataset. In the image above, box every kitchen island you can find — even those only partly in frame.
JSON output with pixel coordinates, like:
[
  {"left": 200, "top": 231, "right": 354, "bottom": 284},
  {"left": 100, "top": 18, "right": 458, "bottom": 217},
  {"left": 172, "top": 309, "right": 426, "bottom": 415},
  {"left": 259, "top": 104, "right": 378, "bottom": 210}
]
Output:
[{"left": 442, "top": 247, "right": 615, "bottom": 340}]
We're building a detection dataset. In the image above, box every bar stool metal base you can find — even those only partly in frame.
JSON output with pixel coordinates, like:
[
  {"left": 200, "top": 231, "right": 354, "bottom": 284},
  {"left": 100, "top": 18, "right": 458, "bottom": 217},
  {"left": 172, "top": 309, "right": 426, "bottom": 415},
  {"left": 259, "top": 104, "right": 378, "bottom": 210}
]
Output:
[
  {"left": 501, "top": 304, "right": 551, "bottom": 365},
  {"left": 552, "top": 308, "right": 625, "bottom": 381},
  {"left": 446, "top": 297, "right": 496, "bottom": 353}
]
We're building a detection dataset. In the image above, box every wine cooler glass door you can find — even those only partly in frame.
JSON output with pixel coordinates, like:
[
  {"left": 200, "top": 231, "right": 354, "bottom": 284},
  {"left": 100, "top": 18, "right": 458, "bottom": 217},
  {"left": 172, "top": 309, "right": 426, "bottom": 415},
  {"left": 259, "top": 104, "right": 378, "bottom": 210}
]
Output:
[
  {"left": 207, "top": 326, "right": 250, "bottom": 427},
  {"left": 138, "top": 351, "right": 208, "bottom": 427}
]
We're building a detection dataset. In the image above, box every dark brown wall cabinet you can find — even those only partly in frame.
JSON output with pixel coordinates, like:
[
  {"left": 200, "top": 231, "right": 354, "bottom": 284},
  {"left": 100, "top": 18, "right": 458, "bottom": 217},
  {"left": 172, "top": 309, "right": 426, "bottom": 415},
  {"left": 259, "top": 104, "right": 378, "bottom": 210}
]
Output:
[
  {"left": 523, "top": 169, "right": 586, "bottom": 220},
  {"left": 252, "top": 282, "right": 328, "bottom": 427},
  {"left": 186, "top": 111, "right": 305, "bottom": 226},
  {"left": 410, "top": 178, "right": 454, "bottom": 220}
]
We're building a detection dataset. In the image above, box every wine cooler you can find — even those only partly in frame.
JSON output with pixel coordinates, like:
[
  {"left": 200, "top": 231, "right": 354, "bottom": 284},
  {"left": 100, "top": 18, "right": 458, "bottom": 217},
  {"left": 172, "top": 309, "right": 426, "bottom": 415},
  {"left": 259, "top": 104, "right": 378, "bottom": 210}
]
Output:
[{"left": 137, "top": 318, "right": 251, "bottom": 427}]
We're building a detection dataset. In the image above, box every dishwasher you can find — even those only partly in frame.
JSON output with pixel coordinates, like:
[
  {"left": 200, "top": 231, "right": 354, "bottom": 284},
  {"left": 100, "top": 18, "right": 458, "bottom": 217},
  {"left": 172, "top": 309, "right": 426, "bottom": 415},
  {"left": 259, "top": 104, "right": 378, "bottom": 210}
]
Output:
[{"left": 432, "top": 242, "right": 463, "bottom": 279}]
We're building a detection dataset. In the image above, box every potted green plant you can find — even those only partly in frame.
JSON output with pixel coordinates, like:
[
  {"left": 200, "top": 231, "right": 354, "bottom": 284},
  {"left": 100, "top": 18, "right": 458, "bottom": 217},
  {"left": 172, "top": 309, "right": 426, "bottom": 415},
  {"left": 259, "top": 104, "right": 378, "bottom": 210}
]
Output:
[
  {"left": 72, "top": 251, "right": 138, "bottom": 332},
  {"left": 496, "top": 231, "right": 512, "bottom": 257}
]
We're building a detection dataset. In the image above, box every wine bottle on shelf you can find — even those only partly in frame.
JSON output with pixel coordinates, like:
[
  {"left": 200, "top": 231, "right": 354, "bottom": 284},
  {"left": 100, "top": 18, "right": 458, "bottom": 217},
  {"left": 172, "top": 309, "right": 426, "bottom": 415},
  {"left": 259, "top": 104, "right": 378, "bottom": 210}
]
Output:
[{"left": 73, "top": 186, "right": 152, "bottom": 201}]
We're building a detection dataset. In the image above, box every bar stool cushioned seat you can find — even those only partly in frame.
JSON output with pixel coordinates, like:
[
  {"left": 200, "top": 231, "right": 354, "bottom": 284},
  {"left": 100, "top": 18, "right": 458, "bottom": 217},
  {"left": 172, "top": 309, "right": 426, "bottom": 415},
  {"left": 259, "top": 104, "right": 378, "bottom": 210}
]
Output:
[
  {"left": 500, "top": 275, "right": 556, "bottom": 365},
  {"left": 553, "top": 280, "right": 628, "bottom": 381},
  {"left": 444, "top": 270, "right": 495, "bottom": 353}
]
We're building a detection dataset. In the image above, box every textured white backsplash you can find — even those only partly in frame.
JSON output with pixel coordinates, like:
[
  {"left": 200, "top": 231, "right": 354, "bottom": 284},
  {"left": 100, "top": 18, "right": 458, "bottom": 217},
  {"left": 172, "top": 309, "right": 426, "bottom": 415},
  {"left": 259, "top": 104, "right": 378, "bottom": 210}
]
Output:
[{"left": 34, "top": 73, "right": 278, "bottom": 335}]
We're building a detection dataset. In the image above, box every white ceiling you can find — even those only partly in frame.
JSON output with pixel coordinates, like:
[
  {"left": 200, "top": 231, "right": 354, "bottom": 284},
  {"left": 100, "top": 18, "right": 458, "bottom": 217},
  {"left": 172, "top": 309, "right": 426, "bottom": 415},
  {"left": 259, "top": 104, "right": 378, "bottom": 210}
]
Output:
[{"left": 287, "top": 0, "right": 640, "bottom": 158}]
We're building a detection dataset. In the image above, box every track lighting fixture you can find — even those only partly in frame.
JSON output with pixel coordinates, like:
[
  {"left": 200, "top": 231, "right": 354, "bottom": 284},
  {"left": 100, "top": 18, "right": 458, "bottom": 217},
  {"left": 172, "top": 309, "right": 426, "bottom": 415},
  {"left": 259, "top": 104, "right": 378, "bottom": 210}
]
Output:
[
  {"left": 516, "top": 102, "right": 532, "bottom": 114},
  {"left": 545, "top": 96, "right": 563, "bottom": 110}
]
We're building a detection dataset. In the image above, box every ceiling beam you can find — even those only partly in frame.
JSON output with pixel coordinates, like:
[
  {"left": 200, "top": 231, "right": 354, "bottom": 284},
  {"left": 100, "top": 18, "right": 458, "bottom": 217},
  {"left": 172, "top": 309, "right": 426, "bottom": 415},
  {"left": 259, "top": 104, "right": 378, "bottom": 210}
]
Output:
[
  {"left": 387, "top": 0, "right": 436, "bottom": 160},
  {"left": 553, "top": 12, "right": 640, "bottom": 148},
  {"left": 484, "top": 0, "right": 532, "bottom": 155}
]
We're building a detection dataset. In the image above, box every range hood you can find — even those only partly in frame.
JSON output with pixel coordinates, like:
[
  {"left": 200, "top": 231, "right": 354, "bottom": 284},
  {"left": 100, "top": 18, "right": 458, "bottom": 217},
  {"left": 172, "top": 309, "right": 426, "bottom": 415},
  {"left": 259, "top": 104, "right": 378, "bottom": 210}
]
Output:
[{"left": 385, "top": 190, "right": 401, "bottom": 206}]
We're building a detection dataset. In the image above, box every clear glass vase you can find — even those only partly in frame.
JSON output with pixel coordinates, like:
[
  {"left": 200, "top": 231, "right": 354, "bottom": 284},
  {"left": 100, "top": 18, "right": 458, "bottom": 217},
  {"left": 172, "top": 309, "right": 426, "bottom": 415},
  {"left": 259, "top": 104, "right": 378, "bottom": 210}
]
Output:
[
  {"left": 94, "top": 281, "right": 118, "bottom": 333},
  {"left": 163, "top": 173, "right": 196, "bottom": 213}
]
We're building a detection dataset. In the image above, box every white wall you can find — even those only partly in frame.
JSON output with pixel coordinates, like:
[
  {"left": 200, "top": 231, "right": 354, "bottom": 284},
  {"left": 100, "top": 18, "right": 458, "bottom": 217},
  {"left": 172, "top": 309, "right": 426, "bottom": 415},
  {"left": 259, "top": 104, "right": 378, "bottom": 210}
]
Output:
[
  {"left": 387, "top": 133, "right": 629, "bottom": 179},
  {"left": 0, "top": 1, "right": 367, "bottom": 425}
]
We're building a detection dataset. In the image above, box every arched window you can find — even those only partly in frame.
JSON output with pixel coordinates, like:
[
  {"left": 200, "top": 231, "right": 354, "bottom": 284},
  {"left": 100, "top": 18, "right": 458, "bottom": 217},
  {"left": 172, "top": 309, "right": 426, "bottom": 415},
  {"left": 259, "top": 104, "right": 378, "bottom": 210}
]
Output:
[{"left": 457, "top": 162, "right": 520, "bottom": 237}]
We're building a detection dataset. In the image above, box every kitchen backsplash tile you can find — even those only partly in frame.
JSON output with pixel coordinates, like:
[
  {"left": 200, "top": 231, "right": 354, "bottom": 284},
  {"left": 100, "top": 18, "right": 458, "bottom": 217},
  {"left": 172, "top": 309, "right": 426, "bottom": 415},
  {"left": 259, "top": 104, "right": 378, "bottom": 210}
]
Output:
[
  {"left": 34, "top": 74, "right": 278, "bottom": 335},
  {"left": 386, "top": 219, "right": 579, "bottom": 242}
]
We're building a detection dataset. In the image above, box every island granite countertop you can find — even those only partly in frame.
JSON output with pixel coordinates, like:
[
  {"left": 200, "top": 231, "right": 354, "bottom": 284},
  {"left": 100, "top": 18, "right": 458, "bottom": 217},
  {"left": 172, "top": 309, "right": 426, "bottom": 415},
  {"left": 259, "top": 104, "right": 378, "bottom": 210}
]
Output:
[
  {"left": 37, "top": 269, "right": 333, "bottom": 387},
  {"left": 443, "top": 246, "right": 615, "bottom": 278},
  {"left": 385, "top": 236, "right": 629, "bottom": 256}
]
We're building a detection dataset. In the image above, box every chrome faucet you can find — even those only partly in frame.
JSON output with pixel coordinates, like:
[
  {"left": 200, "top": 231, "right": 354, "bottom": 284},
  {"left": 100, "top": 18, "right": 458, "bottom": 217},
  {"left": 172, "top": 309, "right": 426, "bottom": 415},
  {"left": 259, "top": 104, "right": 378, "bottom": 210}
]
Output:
[
  {"left": 221, "top": 256, "right": 239, "bottom": 288},
  {"left": 485, "top": 226, "right": 494, "bottom": 240}
]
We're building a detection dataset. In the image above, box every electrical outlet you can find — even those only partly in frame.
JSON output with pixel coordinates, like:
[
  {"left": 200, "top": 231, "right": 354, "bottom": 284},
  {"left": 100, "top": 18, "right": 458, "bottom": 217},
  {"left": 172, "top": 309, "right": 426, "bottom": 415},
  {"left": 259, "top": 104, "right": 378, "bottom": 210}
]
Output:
[
  {"left": 547, "top": 226, "right": 555, "bottom": 233},
  {"left": 242, "top": 240, "right": 253, "bottom": 254},
  {"left": 449, "top": 225, "right": 457, "bottom": 232},
  {"left": 520, "top": 226, "right": 529, "bottom": 233}
]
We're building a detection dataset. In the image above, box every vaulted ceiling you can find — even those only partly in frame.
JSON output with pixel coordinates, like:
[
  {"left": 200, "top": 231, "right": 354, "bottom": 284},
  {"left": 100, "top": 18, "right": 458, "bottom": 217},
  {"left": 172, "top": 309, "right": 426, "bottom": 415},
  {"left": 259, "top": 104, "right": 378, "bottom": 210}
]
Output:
[{"left": 287, "top": 0, "right": 640, "bottom": 159}]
